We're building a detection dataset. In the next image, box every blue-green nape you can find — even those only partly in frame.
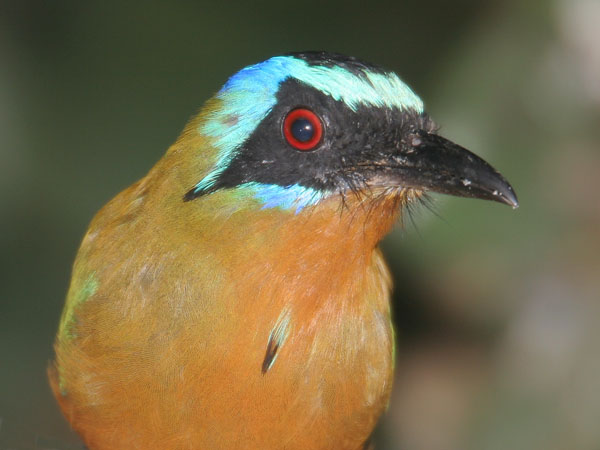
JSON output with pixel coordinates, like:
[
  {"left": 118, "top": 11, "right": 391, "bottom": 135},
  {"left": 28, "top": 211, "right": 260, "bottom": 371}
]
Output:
[
  {"left": 189, "top": 53, "right": 425, "bottom": 212},
  {"left": 59, "top": 272, "right": 99, "bottom": 341}
]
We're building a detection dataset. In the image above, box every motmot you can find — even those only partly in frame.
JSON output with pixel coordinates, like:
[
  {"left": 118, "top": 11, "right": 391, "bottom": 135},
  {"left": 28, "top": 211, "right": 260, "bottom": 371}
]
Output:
[{"left": 50, "top": 52, "right": 518, "bottom": 449}]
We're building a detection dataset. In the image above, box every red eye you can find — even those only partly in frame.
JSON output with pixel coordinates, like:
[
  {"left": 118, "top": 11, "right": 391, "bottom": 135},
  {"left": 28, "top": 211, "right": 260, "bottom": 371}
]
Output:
[{"left": 283, "top": 108, "right": 323, "bottom": 151}]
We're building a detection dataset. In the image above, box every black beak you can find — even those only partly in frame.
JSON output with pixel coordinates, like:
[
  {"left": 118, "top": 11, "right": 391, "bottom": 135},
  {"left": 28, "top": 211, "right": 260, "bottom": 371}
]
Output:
[{"left": 373, "top": 130, "right": 518, "bottom": 208}]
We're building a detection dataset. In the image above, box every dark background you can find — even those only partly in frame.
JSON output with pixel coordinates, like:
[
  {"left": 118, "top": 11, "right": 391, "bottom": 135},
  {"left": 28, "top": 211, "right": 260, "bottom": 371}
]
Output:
[{"left": 2, "top": 1, "right": 600, "bottom": 449}]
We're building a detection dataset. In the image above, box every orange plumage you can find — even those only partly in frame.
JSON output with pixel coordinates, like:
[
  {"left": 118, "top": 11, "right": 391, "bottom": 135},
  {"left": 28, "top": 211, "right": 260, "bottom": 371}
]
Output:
[{"left": 50, "top": 52, "right": 517, "bottom": 449}]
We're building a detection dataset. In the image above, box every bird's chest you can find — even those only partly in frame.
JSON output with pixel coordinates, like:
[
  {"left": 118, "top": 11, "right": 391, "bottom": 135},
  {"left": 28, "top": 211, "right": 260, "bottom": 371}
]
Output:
[{"left": 188, "top": 251, "right": 394, "bottom": 449}]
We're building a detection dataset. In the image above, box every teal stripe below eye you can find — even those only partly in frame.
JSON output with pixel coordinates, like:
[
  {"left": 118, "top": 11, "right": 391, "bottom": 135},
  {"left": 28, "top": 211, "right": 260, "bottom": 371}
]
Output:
[{"left": 241, "top": 182, "right": 325, "bottom": 214}]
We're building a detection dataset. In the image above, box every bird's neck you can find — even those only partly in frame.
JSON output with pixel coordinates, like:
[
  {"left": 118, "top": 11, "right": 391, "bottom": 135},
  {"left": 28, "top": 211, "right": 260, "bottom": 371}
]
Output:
[
  {"left": 152, "top": 127, "right": 408, "bottom": 314},
  {"left": 184, "top": 193, "right": 403, "bottom": 316},
  {"left": 200, "top": 192, "right": 400, "bottom": 270}
]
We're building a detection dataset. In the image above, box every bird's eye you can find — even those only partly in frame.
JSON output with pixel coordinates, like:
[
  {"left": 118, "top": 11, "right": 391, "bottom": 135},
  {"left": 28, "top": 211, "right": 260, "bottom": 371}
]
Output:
[{"left": 283, "top": 108, "right": 323, "bottom": 151}]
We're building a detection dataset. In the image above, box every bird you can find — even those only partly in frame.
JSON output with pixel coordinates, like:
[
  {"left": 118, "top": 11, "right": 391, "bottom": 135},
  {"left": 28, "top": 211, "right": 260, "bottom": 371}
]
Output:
[{"left": 49, "top": 51, "right": 518, "bottom": 450}]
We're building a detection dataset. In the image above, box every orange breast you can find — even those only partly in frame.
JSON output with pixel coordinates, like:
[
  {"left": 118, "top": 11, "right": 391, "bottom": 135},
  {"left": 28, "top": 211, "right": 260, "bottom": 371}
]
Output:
[{"left": 50, "top": 160, "right": 403, "bottom": 449}]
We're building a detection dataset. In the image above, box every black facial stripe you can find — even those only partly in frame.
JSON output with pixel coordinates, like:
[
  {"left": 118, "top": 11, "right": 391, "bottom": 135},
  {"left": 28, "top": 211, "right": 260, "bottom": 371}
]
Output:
[{"left": 187, "top": 79, "right": 434, "bottom": 199}]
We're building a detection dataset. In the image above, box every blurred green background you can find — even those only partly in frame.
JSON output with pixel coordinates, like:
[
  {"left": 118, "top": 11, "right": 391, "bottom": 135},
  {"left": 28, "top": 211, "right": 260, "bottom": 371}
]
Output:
[{"left": 2, "top": 0, "right": 599, "bottom": 449}]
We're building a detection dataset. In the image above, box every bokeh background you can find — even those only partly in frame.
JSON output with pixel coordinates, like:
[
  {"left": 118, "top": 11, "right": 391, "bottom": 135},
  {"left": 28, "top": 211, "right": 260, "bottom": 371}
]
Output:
[{"left": 2, "top": 1, "right": 599, "bottom": 449}]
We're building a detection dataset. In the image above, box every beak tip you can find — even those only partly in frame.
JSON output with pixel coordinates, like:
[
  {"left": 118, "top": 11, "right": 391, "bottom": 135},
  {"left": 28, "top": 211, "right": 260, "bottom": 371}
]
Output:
[{"left": 495, "top": 185, "right": 519, "bottom": 209}]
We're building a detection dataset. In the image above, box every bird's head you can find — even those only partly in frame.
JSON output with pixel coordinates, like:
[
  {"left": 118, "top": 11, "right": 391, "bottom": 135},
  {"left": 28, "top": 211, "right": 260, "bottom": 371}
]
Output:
[{"left": 176, "top": 52, "right": 517, "bottom": 223}]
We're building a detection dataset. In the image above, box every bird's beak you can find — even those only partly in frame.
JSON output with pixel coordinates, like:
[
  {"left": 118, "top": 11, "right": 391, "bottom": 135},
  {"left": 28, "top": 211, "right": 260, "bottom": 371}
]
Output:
[{"left": 369, "top": 130, "right": 519, "bottom": 208}]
